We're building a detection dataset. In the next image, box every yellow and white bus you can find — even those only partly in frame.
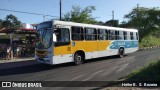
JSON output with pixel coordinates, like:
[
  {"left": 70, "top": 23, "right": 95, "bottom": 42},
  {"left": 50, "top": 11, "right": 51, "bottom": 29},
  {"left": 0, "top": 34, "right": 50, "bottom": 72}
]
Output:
[{"left": 35, "top": 20, "right": 139, "bottom": 65}]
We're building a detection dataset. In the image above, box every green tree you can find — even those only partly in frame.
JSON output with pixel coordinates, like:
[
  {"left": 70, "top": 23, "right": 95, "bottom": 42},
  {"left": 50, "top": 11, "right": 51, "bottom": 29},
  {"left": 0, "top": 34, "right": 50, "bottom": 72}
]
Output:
[
  {"left": 0, "top": 19, "right": 3, "bottom": 29},
  {"left": 104, "top": 20, "right": 119, "bottom": 27},
  {"left": 62, "top": 6, "right": 97, "bottom": 24},
  {"left": 97, "top": 21, "right": 104, "bottom": 25},
  {"left": 2, "top": 14, "right": 21, "bottom": 28},
  {"left": 121, "top": 7, "right": 160, "bottom": 40}
]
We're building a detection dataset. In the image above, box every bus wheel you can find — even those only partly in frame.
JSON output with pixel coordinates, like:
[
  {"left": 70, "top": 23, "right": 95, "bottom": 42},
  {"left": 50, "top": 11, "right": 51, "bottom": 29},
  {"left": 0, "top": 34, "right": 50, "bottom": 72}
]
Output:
[
  {"left": 119, "top": 48, "right": 124, "bottom": 58},
  {"left": 74, "top": 53, "right": 83, "bottom": 65}
]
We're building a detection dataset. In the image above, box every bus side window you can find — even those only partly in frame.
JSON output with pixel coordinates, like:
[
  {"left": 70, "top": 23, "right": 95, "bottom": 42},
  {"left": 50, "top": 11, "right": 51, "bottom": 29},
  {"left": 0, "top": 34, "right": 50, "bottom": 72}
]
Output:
[
  {"left": 115, "top": 31, "right": 119, "bottom": 40},
  {"left": 54, "top": 28, "right": 70, "bottom": 46},
  {"left": 71, "top": 26, "right": 84, "bottom": 41},
  {"left": 130, "top": 32, "right": 133, "bottom": 40},
  {"left": 98, "top": 29, "right": 107, "bottom": 40},
  {"left": 123, "top": 31, "right": 127, "bottom": 40},
  {"left": 127, "top": 31, "right": 130, "bottom": 40},
  {"left": 133, "top": 32, "right": 137, "bottom": 40},
  {"left": 119, "top": 31, "right": 124, "bottom": 40},
  {"left": 136, "top": 32, "right": 139, "bottom": 40},
  {"left": 85, "top": 28, "right": 97, "bottom": 40},
  {"left": 109, "top": 30, "right": 115, "bottom": 40}
]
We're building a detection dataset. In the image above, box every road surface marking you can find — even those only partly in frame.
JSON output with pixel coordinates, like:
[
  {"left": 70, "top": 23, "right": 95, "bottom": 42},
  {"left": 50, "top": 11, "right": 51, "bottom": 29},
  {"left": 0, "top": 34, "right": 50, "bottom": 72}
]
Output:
[
  {"left": 116, "top": 63, "right": 129, "bottom": 73},
  {"left": 82, "top": 70, "right": 104, "bottom": 81},
  {"left": 100, "top": 66, "right": 118, "bottom": 76},
  {"left": 70, "top": 74, "right": 86, "bottom": 81},
  {"left": 82, "top": 76, "right": 93, "bottom": 81},
  {"left": 130, "top": 56, "right": 135, "bottom": 59},
  {"left": 128, "top": 56, "right": 136, "bottom": 63},
  {"left": 91, "top": 70, "right": 104, "bottom": 76}
]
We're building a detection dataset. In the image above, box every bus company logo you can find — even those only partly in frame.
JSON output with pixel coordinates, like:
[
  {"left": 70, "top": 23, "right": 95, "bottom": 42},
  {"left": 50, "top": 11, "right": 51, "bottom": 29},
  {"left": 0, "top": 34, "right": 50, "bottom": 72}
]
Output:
[{"left": 2, "top": 82, "right": 11, "bottom": 87}]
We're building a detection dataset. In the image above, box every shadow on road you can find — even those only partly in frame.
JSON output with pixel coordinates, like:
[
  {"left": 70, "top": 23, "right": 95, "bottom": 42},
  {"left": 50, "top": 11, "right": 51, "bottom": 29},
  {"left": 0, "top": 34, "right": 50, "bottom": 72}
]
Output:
[
  {"left": 84, "top": 55, "right": 122, "bottom": 64},
  {"left": 0, "top": 62, "right": 75, "bottom": 76},
  {"left": 0, "top": 55, "right": 124, "bottom": 76}
]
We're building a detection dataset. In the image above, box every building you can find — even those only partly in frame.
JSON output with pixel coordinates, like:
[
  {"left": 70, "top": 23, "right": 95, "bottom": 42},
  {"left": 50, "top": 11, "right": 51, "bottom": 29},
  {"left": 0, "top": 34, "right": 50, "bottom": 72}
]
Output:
[{"left": 0, "top": 23, "right": 36, "bottom": 59}]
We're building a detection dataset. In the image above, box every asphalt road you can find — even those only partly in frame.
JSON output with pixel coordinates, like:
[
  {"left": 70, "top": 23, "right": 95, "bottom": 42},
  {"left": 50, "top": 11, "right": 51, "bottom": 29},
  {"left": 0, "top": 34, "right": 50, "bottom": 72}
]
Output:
[{"left": 0, "top": 47, "right": 160, "bottom": 90}]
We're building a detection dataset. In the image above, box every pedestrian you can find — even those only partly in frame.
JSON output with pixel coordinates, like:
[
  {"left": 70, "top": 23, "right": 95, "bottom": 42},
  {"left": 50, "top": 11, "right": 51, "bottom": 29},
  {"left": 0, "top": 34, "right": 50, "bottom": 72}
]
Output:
[
  {"left": 16, "top": 45, "right": 21, "bottom": 58},
  {"left": 6, "top": 45, "right": 11, "bottom": 60},
  {"left": 21, "top": 47, "right": 26, "bottom": 57}
]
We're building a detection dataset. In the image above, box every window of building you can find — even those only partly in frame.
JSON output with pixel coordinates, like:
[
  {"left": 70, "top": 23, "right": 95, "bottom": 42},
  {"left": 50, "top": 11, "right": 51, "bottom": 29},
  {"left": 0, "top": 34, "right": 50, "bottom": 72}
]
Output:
[
  {"left": 85, "top": 28, "right": 97, "bottom": 40},
  {"left": 71, "top": 26, "right": 84, "bottom": 41}
]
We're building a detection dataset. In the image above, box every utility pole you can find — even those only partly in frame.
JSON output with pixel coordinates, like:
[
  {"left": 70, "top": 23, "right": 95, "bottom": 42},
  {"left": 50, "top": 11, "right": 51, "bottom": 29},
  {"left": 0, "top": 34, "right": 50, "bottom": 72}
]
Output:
[
  {"left": 60, "top": 0, "right": 62, "bottom": 20},
  {"left": 10, "top": 33, "right": 13, "bottom": 60},
  {"left": 137, "top": 4, "right": 139, "bottom": 17},
  {"left": 9, "top": 21, "right": 13, "bottom": 60},
  {"left": 137, "top": 4, "right": 139, "bottom": 9},
  {"left": 112, "top": 10, "right": 114, "bottom": 26},
  {"left": 43, "top": 15, "right": 45, "bottom": 21}
]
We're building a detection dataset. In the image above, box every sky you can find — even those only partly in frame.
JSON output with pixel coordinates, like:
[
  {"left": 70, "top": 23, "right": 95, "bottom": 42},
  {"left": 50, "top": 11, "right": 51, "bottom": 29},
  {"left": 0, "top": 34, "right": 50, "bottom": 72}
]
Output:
[{"left": 0, "top": 0, "right": 160, "bottom": 24}]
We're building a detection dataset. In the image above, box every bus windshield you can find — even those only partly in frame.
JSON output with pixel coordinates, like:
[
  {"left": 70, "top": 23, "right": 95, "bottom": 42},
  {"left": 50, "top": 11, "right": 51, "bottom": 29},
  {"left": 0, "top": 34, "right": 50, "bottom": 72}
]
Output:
[{"left": 36, "top": 21, "right": 52, "bottom": 49}]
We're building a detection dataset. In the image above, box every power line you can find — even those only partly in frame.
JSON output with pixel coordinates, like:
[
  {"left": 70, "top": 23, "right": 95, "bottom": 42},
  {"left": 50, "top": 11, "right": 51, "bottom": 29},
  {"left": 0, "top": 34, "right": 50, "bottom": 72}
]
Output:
[{"left": 0, "top": 8, "right": 58, "bottom": 17}]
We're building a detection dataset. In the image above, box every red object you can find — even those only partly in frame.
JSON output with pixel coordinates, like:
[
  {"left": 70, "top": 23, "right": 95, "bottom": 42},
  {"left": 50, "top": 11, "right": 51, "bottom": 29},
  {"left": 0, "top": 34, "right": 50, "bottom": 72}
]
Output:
[
  {"left": 0, "top": 28, "right": 36, "bottom": 33},
  {"left": 20, "top": 28, "right": 35, "bottom": 31}
]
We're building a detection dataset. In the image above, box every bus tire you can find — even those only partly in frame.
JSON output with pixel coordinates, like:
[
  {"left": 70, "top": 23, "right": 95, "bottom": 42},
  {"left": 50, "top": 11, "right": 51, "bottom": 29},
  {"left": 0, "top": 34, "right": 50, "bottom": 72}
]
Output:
[
  {"left": 119, "top": 48, "right": 124, "bottom": 58},
  {"left": 74, "top": 53, "right": 83, "bottom": 65}
]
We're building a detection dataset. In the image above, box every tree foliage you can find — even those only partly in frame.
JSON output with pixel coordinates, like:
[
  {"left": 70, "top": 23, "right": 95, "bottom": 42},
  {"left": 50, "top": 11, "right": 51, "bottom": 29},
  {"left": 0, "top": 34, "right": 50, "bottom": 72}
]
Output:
[
  {"left": 121, "top": 7, "right": 160, "bottom": 40},
  {"left": 105, "top": 20, "right": 119, "bottom": 27},
  {"left": 97, "top": 20, "right": 119, "bottom": 27},
  {"left": 0, "top": 19, "right": 2, "bottom": 29},
  {"left": 1, "top": 14, "right": 21, "bottom": 29},
  {"left": 96, "top": 21, "right": 104, "bottom": 25},
  {"left": 62, "top": 6, "right": 97, "bottom": 24}
]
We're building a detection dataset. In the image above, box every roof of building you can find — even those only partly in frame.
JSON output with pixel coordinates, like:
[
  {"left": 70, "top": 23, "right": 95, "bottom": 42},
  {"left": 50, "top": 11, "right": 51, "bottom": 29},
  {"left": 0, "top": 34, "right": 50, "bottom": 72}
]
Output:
[{"left": 0, "top": 28, "right": 36, "bottom": 34}]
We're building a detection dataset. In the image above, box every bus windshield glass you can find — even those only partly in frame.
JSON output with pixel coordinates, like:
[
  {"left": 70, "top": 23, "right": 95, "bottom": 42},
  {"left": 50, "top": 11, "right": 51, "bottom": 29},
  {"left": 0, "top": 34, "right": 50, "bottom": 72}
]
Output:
[{"left": 36, "top": 21, "right": 52, "bottom": 49}]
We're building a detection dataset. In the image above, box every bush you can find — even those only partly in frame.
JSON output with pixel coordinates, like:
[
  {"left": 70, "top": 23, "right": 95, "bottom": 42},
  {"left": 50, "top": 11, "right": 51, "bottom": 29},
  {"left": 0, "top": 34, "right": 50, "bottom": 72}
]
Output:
[
  {"left": 126, "top": 60, "right": 160, "bottom": 81},
  {"left": 139, "top": 35, "right": 160, "bottom": 48}
]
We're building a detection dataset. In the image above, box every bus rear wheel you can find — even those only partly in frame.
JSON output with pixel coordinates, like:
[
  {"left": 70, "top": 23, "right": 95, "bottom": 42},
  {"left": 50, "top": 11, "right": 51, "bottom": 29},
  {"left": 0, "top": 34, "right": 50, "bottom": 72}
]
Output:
[
  {"left": 119, "top": 48, "right": 124, "bottom": 58},
  {"left": 74, "top": 53, "right": 83, "bottom": 65}
]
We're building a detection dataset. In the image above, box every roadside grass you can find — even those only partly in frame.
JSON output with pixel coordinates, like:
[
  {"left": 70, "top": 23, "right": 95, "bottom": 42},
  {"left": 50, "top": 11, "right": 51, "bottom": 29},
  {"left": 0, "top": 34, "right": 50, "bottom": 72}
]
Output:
[
  {"left": 126, "top": 59, "right": 160, "bottom": 81},
  {"left": 139, "top": 35, "right": 160, "bottom": 48}
]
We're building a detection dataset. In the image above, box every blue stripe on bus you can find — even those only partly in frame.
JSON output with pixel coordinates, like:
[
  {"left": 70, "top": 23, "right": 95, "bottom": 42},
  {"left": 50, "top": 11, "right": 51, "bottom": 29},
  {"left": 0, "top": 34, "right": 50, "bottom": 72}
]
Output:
[{"left": 109, "top": 40, "right": 138, "bottom": 49}]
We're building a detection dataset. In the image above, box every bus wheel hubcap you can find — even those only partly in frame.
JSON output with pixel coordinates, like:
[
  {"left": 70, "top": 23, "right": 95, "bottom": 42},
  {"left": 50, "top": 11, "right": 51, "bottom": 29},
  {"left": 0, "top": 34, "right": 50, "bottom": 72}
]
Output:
[{"left": 76, "top": 56, "right": 81, "bottom": 62}]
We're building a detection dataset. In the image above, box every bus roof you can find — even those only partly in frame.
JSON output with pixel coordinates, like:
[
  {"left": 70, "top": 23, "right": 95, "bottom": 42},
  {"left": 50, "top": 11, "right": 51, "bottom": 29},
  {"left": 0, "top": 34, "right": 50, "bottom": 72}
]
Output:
[{"left": 53, "top": 20, "right": 138, "bottom": 32}]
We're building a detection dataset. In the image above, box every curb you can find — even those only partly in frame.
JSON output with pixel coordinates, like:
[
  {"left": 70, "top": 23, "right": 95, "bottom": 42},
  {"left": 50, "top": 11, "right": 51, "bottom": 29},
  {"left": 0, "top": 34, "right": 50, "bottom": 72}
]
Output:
[
  {"left": 139, "top": 45, "right": 160, "bottom": 50},
  {"left": 0, "top": 58, "right": 37, "bottom": 70},
  {"left": 0, "top": 57, "right": 35, "bottom": 64}
]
